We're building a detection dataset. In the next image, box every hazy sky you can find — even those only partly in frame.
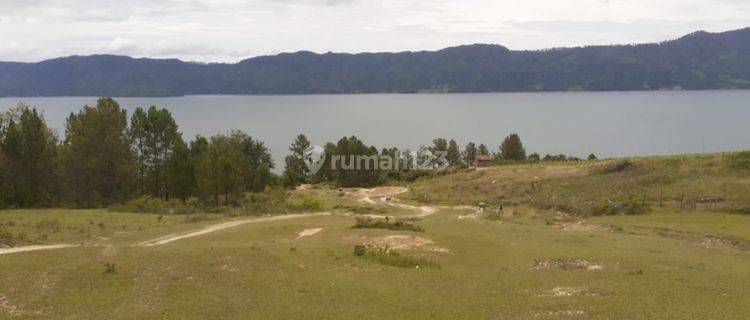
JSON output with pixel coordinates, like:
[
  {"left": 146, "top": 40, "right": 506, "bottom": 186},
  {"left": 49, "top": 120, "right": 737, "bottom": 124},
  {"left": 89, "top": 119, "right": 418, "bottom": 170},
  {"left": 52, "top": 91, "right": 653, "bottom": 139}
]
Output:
[{"left": 2, "top": 0, "right": 749, "bottom": 63}]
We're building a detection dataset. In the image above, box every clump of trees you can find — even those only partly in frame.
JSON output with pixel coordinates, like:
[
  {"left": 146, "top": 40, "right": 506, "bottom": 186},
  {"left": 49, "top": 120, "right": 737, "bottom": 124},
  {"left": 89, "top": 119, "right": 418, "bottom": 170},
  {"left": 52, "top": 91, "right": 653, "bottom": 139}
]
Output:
[
  {"left": 280, "top": 132, "right": 598, "bottom": 188},
  {"left": 0, "top": 98, "right": 274, "bottom": 209},
  {"left": 0, "top": 99, "right": 604, "bottom": 207}
]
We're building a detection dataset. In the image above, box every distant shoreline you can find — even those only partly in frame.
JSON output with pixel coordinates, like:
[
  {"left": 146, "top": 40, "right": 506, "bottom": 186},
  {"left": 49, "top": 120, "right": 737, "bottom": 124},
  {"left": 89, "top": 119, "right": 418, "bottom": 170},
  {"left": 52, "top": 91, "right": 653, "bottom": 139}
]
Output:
[{"left": 2, "top": 88, "right": 749, "bottom": 99}]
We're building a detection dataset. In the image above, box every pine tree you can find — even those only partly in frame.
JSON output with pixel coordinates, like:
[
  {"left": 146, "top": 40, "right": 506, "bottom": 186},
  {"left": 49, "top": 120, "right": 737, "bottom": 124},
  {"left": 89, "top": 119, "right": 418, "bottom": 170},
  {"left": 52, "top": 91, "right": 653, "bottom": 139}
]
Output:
[
  {"left": 464, "top": 142, "right": 477, "bottom": 165},
  {"left": 446, "top": 139, "right": 461, "bottom": 166},
  {"left": 166, "top": 138, "right": 195, "bottom": 202},
  {"left": 282, "top": 134, "right": 311, "bottom": 187},
  {"left": 195, "top": 134, "right": 248, "bottom": 206},
  {"left": 500, "top": 134, "right": 526, "bottom": 161},
  {"left": 60, "top": 98, "right": 136, "bottom": 207},
  {"left": 130, "top": 106, "right": 180, "bottom": 200},
  {"left": 477, "top": 144, "right": 490, "bottom": 155}
]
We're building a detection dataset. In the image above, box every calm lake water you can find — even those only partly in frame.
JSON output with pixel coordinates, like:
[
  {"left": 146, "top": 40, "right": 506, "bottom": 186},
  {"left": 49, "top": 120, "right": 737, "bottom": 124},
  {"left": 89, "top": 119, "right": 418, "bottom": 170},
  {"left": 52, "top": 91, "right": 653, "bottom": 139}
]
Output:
[{"left": 2, "top": 91, "right": 749, "bottom": 172}]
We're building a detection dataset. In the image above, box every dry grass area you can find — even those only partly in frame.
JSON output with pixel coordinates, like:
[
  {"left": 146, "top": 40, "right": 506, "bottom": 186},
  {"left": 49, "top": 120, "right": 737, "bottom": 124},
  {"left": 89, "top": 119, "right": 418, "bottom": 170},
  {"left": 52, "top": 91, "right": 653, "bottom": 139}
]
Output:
[{"left": 405, "top": 154, "right": 750, "bottom": 216}]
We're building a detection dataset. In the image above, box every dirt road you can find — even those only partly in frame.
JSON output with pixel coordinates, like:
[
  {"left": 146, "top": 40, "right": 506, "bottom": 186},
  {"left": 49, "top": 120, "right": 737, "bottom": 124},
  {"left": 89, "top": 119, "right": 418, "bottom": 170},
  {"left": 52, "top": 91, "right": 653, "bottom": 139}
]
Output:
[
  {"left": 137, "top": 212, "right": 331, "bottom": 246},
  {"left": 0, "top": 244, "right": 77, "bottom": 256}
]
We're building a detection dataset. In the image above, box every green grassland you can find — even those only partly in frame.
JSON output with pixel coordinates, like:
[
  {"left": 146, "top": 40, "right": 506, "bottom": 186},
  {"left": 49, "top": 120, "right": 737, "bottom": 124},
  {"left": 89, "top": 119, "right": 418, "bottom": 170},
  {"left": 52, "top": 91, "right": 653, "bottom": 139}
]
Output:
[{"left": 1, "top": 153, "right": 750, "bottom": 319}]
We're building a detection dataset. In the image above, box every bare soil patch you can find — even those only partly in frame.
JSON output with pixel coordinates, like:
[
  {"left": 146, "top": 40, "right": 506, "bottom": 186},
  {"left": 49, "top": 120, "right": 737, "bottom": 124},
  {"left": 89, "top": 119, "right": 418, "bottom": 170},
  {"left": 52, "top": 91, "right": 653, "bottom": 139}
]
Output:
[
  {"left": 138, "top": 212, "right": 331, "bottom": 246},
  {"left": 0, "top": 244, "right": 77, "bottom": 256},
  {"left": 532, "top": 259, "right": 607, "bottom": 271},
  {"left": 296, "top": 228, "right": 324, "bottom": 239},
  {"left": 347, "top": 234, "right": 450, "bottom": 253},
  {"left": 534, "top": 310, "right": 587, "bottom": 317},
  {"left": 0, "top": 295, "right": 23, "bottom": 317}
]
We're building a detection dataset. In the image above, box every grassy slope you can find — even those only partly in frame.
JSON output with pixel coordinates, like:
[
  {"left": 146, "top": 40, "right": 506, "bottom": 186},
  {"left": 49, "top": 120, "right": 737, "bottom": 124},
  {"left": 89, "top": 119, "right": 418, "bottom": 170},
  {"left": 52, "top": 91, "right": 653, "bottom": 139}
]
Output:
[
  {"left": 1, "top": 153, "right": 750, "bottom": 319},
  {"left": 1, "top": 209, "right": 749, "bottom": 319},
  {"left": 405, "top": 153, "right": 750, "bottom": 213}
]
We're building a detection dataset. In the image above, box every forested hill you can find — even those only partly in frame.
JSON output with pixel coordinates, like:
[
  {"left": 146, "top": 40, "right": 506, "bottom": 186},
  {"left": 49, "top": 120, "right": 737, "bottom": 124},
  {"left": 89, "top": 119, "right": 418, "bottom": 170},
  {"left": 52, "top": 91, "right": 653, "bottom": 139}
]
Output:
[{"left": 2, "top": 27, "right": 750, "bottom": 97}]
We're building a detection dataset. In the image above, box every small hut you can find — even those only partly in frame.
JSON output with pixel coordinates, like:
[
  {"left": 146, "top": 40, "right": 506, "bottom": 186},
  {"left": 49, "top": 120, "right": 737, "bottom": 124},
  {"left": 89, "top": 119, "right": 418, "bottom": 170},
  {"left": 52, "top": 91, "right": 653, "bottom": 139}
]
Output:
[{"left": 474, "top": 154, "right": 492, "bottom": 167}]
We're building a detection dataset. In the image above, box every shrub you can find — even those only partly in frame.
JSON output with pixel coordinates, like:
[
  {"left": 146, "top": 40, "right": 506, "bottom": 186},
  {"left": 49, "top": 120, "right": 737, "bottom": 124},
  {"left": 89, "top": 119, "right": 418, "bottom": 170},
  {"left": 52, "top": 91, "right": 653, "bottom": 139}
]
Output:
[
  {"left": 0, "top": 230, "right": 15, "bottom": 247},
  {"left": 730, "top": 151, "right": 750, "bottom": 170},
  {"left": 109, "top": 196, "right": 201, "bottom": 215},
  {"left": 35, "top": 220, "right": 61, "bottom": 232},
  {"left": 595, "top": 160, "right": 633, "bottom": 174},
  {"left": 353, "top": 245, "right": 438, "bottom": 268},
  {"left": 333, "top": 205, "right": 386, "bottom": 215},
  {"left": 590, "top": 197, "right": 650, "bottom": 216},
  {"left": 103, "top": 262, "right": 117, "bottom": 274},
  {"left": 184, "top": 214, "right": 222, "bottom": 223},
  {"left": 287, "top": 198, "right": 323, "bottom": 211},
  {"left": 353, "top": 216, "right": 424, "bottom": 232}
]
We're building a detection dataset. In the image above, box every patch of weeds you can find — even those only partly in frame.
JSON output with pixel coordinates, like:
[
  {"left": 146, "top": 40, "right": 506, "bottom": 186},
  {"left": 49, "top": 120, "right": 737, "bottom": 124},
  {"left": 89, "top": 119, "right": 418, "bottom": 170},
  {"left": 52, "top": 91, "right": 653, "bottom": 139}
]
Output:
[
  {"left": 334, "top": 205, "right": 386, "bottom": 215},
  {"left": 590, "top": 197, "right": 650, "bottom": 216},
  {"left": 353, "top": 245, "right": 438, "bottom": 269},
  {"left": 353, "top": 216, "right": 423, "bottom": 232},
  {"left": 34, "top": 220, "right": 61, "bottom": 232},
  {"left": 109, "top": 196, "right": 202, "bottom": 215},
  {"left": 103, "top": 262, "right": 117, "bottom": 274},
  {"left": 594, "top": 160, "right": 633, "bottom": 174},
  {"left": 729, "top": 151, "right": 750, "bottom": 170},
  {"left": 0, "top": 230, "right": 15, "bottom": 247},
  {"left": 184, "top": 214, "right": 221, "bottom": 223},
  {"left": 485, "top": 211, "right": 503, "bottom": 221}
]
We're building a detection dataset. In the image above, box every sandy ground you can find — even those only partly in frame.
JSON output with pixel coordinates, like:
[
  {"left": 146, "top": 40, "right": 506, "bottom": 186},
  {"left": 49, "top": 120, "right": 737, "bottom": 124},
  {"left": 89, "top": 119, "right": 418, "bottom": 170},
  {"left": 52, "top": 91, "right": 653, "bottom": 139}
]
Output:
[
  {"left": 296, "top": 228, "right": 324, "bottom": 239},
  {"left": 138, "top": 212, "right": 331, "bottom": 247},
  {"left": 0, "top": 244, "right": 77, "bottom": 256}
]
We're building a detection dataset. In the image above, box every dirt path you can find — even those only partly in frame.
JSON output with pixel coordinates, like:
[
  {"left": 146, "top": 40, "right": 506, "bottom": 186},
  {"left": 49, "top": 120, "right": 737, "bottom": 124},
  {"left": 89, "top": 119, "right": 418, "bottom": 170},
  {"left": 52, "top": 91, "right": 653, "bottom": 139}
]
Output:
[
  {"left": 353, "top": 187, "right": 408, "bottom": 205},
  {"left": 349, "top": 187, "right": 443, "bottom": 218},
  {"left": 137, "top": 212, "right": 331, "bottom": 247},
  {"left": 0, "top": 244, "right": 77, "bottom": 256}
]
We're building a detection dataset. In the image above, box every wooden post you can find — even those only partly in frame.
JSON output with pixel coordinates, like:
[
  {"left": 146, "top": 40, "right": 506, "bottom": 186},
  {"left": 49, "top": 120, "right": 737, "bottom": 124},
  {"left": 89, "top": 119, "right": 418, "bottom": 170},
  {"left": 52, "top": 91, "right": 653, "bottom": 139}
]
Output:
[
  {"left": 659, "top": 189, "right": 663, "bottom": 207},
  {"left": 680, "top": 194, "right": 685, "bottom": 210}
]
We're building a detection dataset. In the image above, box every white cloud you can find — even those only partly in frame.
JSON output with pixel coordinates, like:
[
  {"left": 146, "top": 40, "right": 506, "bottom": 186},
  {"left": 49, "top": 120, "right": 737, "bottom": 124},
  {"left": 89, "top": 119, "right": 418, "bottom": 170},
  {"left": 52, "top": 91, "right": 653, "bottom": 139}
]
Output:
[{"left": 0, "top": 0, "right": 748, "bottom": 62}]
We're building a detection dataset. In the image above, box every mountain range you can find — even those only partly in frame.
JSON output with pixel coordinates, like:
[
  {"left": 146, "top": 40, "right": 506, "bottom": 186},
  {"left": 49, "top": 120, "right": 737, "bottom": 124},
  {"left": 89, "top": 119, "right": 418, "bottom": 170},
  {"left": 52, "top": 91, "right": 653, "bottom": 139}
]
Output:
[{"left": 2, "top": 27, "right": 750, "bottom": 96}]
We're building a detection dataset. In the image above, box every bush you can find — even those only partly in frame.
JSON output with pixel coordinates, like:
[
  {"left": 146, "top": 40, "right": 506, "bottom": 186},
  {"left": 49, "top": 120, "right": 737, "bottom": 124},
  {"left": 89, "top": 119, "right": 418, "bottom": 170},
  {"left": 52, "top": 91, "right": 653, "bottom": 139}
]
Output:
[
  {"left": 0, "top": 230, "right": 15, "bottom": 247},
  {"left": 35, "top": 220, "right": 61, "bottom": 232},
  {"left": 353, "top": 216, "right": 424, "bottom": 232},
  {"left": 590, "top": 197, "right": 650, "bottom": 216},
  {"left": 333, "top": 205, "right": 386, "bottom": 215},
  {"left": 287, "top": 198, "right": 323, "bottom": 211},
  {"left": 353, "top": 245, "right": 437, "bottom": 268},
  {"left": 184, "top": 214, "right": 222, "bottom": 223},
  {"left": 109, "top": 196, "right": 202, "bottom": 215},
  {"left": 595, "top": 160, "right": 633, "bottom": 174},
  {"left": 103, "top": 262, "right": 117, "bottom": 274},
  {"left": 730, "top": 151, "right": 750, "bottom": 170},
  {"left": 240, "top": 187, "right": 324, "bottom": 215}
]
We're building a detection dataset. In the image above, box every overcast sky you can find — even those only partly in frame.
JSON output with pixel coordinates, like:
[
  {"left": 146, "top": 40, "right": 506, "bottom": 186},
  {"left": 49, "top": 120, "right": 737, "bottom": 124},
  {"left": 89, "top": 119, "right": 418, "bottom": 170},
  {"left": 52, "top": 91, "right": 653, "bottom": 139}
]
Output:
[{"left": 2, "top": 0, "right": 750, "bottom": 63}]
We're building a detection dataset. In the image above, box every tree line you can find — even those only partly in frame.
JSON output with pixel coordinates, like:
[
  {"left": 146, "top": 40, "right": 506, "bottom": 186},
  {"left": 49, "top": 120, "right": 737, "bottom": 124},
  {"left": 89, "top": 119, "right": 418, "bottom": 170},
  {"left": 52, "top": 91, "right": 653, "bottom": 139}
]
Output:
[
  {"left": 281, "top": 133, "right": 596, "bottom": 188},
  {"left": 0, "top": 98, "right": 273, "bottom": 209},
  {"left": 0, "top": 98, "right": 595, "bottom": 209}
]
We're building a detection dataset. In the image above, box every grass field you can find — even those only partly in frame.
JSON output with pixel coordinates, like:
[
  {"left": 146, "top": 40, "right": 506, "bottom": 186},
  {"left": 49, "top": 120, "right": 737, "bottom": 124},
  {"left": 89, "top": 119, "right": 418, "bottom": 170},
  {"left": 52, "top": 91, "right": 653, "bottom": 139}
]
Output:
[{"left": 2, "top": 154, "right": 750, "bottom": 319}]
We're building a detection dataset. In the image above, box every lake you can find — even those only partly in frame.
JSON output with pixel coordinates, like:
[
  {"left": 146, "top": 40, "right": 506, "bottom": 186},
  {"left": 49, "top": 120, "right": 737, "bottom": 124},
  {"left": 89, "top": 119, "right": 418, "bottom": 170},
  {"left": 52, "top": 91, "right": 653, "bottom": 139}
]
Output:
[{"left": 1, "top": 91, "right": 749, "bottom": 172}]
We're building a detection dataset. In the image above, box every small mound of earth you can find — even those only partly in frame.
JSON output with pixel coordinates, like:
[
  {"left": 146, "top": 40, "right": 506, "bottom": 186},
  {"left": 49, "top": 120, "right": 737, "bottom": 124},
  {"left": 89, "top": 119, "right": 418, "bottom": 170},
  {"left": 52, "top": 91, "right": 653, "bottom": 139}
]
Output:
[
  {"left": 0, "top": 295, "right": 24, "bottom": 316},
  {"left": 537, "top": 287, "right": 600, "bottom": 297},
  {"left": 369, "top": 235, "right": 450, "bottom": 253},
  {"left": 458, "top": 212, "right": 478, "bottom": 220},
  {"left": 534, "top": 310, "right": 586, "bottom": 317},
  {"left": 537, "top": 287, "right": 582, "bottom": 297},
  {"left": 532, "top": 259, "right": 606, "bottom": 271},
  {"left": 296, "top": 228, "right": 324, "bottom": 239},
  {"left": 556, "top": 221, "right": 610, "bottom": 232},
  {"left": 700, "top": 235, "right": 741, "bottom": 249}
]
